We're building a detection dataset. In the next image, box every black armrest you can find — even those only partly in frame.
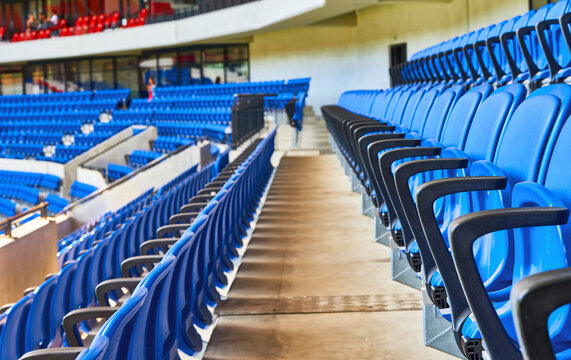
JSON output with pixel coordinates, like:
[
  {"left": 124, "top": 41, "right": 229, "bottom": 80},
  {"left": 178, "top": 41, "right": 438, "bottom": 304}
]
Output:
[
  {"left": 516, "top": 25, "right": 541, "bottom": 79},
  {"left": 180, "top": 202, "right": 208, "bottom": 213},
  {"left": 19, "top": 348, "right": 86, "bottom": 360},
  {"left": 24, "top": 287, "right": 37, "bottom": 296},
  {"left": 485, "top": 36, "right": 507, "bottom": 81},
  {"left": 365, "top": 137, "right": 420, "bottom": 225},
  {"left": 512, "top": 268, "right": 571, "bottom": 360},
  {"left": 0, "top": 304, "right": 13, "bottom": 315},
  {"left": 140, "top": 238, "right": 179, "bottom": 255},
  {"left": 63, "top": 307, "right": 119, "bottom": 346},
  {"left": 169, "top": 212, "right": 199, "bottom": 225},
  {"left": 415, "top": 176, "right": 508, "bottom": 331},
  {"left": 377, "top": 146, "right": 441, "bottom": 245},
  {"left": 472, "top": 41, "right": 493, "bottom": 81},
  {"left": 95, "top": 278, "right": 142, "bottom": 306},
  {"left": 390, "top": 157, "right": 468, "bottom": 279},
  {"left": 500, "top": 31, "right": 522, "bottom": 79},
  {"left": 121, "top": 255, "right": 163, "bottom": 278},
  {"left": 449, "top": 207, "right": 569, "bottom": 360},
  {"left": 560, "top": 13, "right": 571, "bottom": 61},
  {"left": 156, "top": 224, "right": 190, "bottom": 238},
  {"left": 357, "top": 133, "right": 405, "bottom": 199},
  {"left": 536, "top": 19, "right": 564, "bottom": 79}
]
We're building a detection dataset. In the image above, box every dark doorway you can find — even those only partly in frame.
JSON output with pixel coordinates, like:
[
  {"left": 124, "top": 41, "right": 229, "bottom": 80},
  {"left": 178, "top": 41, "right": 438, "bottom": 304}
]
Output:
[{"left": 390, "top": 42, "right": 407, "bottom": 87}]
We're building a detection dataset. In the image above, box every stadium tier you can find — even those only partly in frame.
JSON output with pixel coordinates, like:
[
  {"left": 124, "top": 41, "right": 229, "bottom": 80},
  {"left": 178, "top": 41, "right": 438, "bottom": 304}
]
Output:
[
  {"left": 1, "top": 1, "right": 571, "bottom": 360},
  {"left": 323, "top": 2, "right": 571, "bottom": 359}
]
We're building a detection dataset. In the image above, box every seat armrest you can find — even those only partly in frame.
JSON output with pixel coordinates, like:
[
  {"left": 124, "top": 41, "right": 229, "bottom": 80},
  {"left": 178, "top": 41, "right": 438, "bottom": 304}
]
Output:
[
  {"left": 169, "top": 212, "right": 199, "bottom": 225},
  {"left": 512, "top": 267, "right": 571, "bottom": 360},
  {"left": 95, "top": 278, "right": 142, "bottom": 306},
  {"left": 121, "top": 255, "right": 164, "bottom": 278},
  {"left": 377, "top": 146, "right": 441, "bottom": 245},
  {"left": 449, "top": 207, "right": 569, "bottom": 359},
  {"left": 180, "top": 202, "right": 208, "bottom": 213},
  {"left": 63, "top": 307, "right": 119, "bottom": 346},
  {"left": 156, "top": 224, "right": 190, "bottom": 238},
  {"left": 19, "top": 348, "right": 86, "bottom": 360},
  {"left": 140, "top": 238, "right": 179, "bottom": 255},
  {"left": 415, "top": 176, "right": 508, "bottom": 330}
]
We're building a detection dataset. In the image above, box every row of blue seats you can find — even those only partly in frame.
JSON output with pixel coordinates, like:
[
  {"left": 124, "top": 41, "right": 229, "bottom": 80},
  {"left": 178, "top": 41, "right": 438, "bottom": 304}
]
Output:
[
  {"left": 0, "top": 89, "right": 129, "bottom": 105},
  {"left": 394, "top": 0, "right": 571, "bottom": 89},
  {"left": 57, "top": 189, "right": 154, "bottom": 252},
  {"left": 18, "top": 131, "right": 275, "bottom": 360},
  {"left": 113, "top": 108, "right": 232, "bottom": 125},
  {"left": 45, "top": 194, "right": 70, "bottom": 214},
  {"left": 152, "top": 136, "right": 193, "bottom": 153},
  {"left": 0, "top": 122, "right": 85, "bottom": 133},
  {"left": 0, "top": 171, "right": 60, "bottom": 191},
  {"left": 129, "top": 96, "right": 235, "bottom": 110},
  {"left": 0, "top": 184, "right": 40, "bottom": 204},
  {"left": 324, "top": 80, "right": 571, "bottom": 360},
  {"left": 0, "top": 161, "right": 218, "bottom": 360},
  {"left": 57, "top": 189, "right": 157, "bottom": 267},
  {"left": 0, "top": 133, "right": 63, "bottom": 146},
  {"left": 0, "top": 101, "right": 119, "bottom": 114},
  {"left": 69, "top": 181, "right": 98, "bottom": 200},
  {"left": 155, "top": 80, "right": 287, "bottom": 98},
  {"left": 107, "top": 163, "right": 133, "bottom": 182},
  {"left": 0, "top": 197, "right": 16, "bottom": 217},
  {"left": 128, "top": 150, "right": 163, "bottom": 168},
  {"left": 0, "top": 111, "right": 101, "bottom": 121},
  {"left": 74, "top": 133, "right": 111, "bottom": 147}
]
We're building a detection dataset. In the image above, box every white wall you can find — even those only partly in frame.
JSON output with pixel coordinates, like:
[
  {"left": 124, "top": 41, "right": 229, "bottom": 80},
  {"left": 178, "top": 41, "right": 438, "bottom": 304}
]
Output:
[{"left": 249, "top": 0, "right": 529, "bottom": 114}]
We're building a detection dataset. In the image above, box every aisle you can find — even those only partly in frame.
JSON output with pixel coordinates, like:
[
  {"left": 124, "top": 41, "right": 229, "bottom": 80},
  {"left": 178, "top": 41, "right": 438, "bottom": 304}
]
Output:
[{"left": 203, "top": 154, "right": 456, "bottom": 359}]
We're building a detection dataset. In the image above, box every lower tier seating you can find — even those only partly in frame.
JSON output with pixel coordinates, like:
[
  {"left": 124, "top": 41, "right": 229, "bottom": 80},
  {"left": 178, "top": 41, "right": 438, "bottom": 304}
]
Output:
[
  {"left": 15, "top": 130, "right": 275, "bottom": 360},
  {"left": 323, "top": 83, "right": 570, "bottom": 360}
]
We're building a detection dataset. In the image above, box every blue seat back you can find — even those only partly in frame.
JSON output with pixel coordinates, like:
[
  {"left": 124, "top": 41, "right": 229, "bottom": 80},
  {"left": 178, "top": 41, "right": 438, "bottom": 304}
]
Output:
[
  {"left": 439, "top": 84, "right": 493, "bottom": 148},
  {"left": 493, "top": 84, "right": 571, "bottom": 183},
  {"left": 419, "top": 85, "right": 465, "bottom": 140},
  {"left": 463, "top": 84, "right": 527, "bottom": 161}
]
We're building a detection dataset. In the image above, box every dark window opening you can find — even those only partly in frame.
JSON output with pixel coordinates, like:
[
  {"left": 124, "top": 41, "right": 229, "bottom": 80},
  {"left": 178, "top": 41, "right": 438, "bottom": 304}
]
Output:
[{"left": 390, "top": 42, "right": 407, "bottom": 87}]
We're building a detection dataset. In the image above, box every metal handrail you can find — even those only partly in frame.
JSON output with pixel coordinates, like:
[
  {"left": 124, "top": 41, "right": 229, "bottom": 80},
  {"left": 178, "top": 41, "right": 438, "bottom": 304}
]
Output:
[{"left": 0, "top": 202, "right": 48, "bottom": 237}]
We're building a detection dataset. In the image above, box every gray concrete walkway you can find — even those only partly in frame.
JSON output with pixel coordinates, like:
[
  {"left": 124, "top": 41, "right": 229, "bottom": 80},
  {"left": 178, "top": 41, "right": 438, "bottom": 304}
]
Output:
[{"left": 203, "top": 151, "right": 456, "bottom": 359}]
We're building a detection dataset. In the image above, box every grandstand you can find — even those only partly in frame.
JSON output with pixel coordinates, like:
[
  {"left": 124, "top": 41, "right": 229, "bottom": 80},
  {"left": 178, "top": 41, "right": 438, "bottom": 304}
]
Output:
[{"left": 0, "top": 0, "right": 568, "bottom": 360}]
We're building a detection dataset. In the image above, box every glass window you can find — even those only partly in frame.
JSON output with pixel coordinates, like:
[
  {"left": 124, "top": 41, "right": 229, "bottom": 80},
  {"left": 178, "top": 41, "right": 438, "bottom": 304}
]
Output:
[
  {"left": 116, "top": 57, "right": 139, "bottom": 97},
  {"left": 203, "top": 48, "right": 224, "bottom": 84},
  {"left": 12, "top": 1, "right": 24, "bottom": 33},
  {"left": 64, "top": 61, "right": 79, "bottom": 91},
  {"left": 0, "top": 66, "right": 23, "bottom": 95},
  {"left": 45, "top": 62, "right": 65, "bottom": 93},
  {"left": 126, "top": 0, "right": 140, "bottom": 16},
  {"left": 149, "top": 0, "right": 196, "bottom": 17},
  {"left": 24, "top": 64, "right": 45, "bottom": 94},
  {"left": 226, "top": 61, "right": 248, "bottom": 83},
  {"left": 75, "top": 0, "right": 88, "bottom": 17},
  {"left": 88, "top": 0, "right": 102, "bottom": 15},
  {"left": 92, "top": 58, "right": 114, "bottom": 90},
  {"left": 46, "top": 0, "right": 65, "bottom": 18},
  {"left": 104, "top": 0, "right": 120, "bottom": 14},
  {"left": 227, "top": 46, "right": 248, "bottom": 62},
  {"left": 158, "top": 52, "right": 177, "bottom": 86},
  {"left": 139, "top": 54, "right": 157, "bottom": 97},
  {"left": 530, "top": 0, "right": 556, "bottom": 10},
  {"left": 78, "top": 60, "right": 91, "bottom": 90},
  {"left": 178, "top": 49, "right": 201, "bottom": 85}
]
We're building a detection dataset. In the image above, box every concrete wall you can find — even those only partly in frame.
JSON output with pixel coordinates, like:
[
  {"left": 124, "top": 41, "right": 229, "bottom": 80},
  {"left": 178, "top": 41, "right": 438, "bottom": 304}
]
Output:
[
  {"left": 84, "top": 126, "right": 156, "bottom": 169},
  {"left": 249, "top": 0, "right": 529, "bottom": 113},
  {"left": 68, "top": 142, "right": 202, "bottom": 226},
  {"left": 0, "top": 218, "right": 58, "bottom": 305}
]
